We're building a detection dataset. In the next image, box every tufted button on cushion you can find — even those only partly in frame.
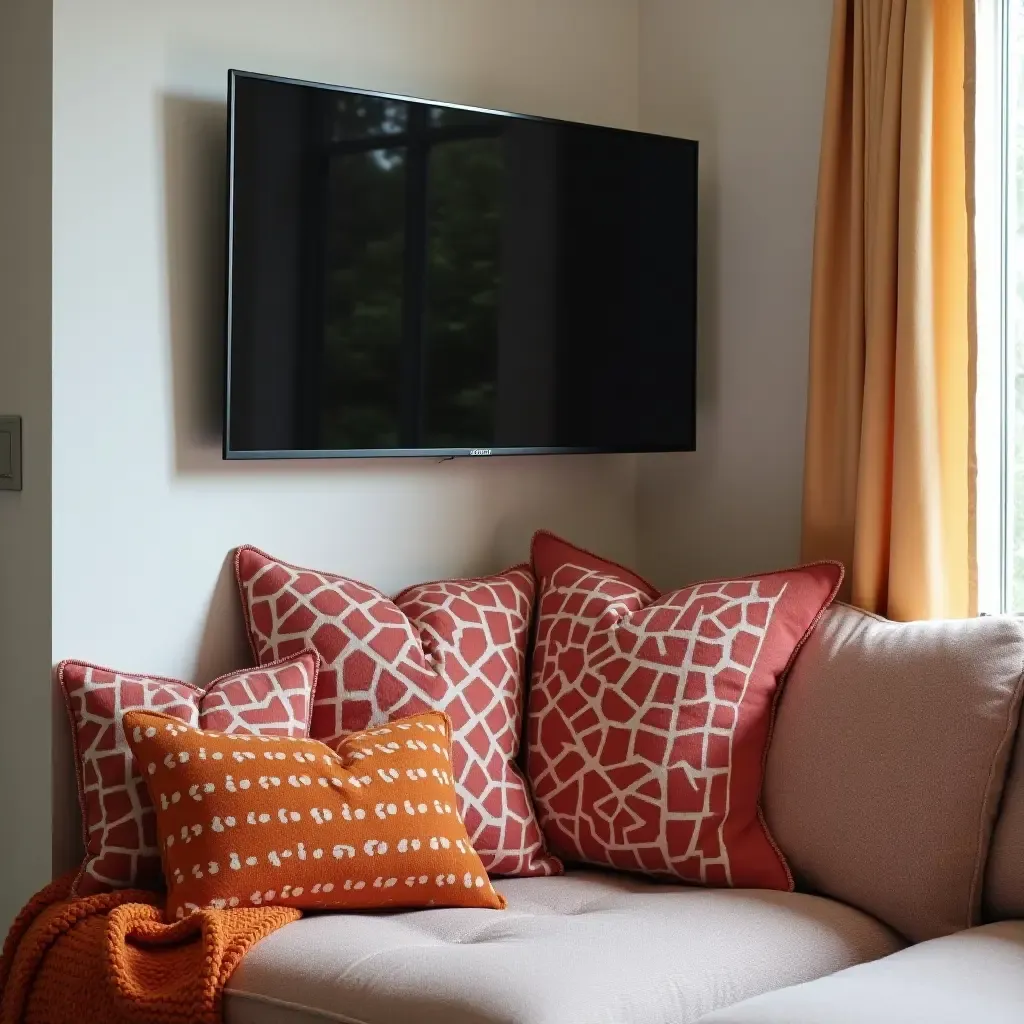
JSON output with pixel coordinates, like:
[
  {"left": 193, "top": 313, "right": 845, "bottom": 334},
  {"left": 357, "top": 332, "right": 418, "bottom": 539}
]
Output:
[{"left": 224, "top": 870, "right": 904, "bottom": 1024}]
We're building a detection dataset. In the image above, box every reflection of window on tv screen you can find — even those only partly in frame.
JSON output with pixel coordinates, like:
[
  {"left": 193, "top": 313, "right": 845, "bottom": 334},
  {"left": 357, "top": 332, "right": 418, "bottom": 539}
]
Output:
[
  {"left": 226, "top": 73, "right": 698, "bottom": 458},
  {"left": 320, "top": 96, "right": 504, "bottom": 451}
]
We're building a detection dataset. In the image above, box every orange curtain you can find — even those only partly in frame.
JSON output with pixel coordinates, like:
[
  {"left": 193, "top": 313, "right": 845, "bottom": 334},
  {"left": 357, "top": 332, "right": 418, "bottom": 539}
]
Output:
[{"left": 802, "top": 0, "right": 975, "bottom": 620}]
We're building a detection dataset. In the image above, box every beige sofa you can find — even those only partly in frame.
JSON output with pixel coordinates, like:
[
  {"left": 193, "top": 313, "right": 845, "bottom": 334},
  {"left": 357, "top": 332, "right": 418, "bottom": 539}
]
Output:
[{"left": 222, "top": 604, "right": 1024, "bottom": 1024}]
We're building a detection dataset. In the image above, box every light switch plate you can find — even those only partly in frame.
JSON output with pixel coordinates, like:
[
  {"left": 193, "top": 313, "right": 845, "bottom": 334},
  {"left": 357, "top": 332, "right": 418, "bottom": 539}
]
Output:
[{"left": 0, "top": 416, "right": 22, "bottom": 491}]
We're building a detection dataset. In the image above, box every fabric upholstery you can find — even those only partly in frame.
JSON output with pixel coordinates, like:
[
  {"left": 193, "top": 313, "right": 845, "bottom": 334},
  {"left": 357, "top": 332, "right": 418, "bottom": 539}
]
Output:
[
  {"left": 527, "top": 531, "right": 842, "bottom": 889},
  {"left": 59, "top": 652, "right": 320, "bottom": 895},
  {"left": 699, "top": 921, "right": 1024, "bottom": 1023},
  {"left": 124, "top": 709, "right": 505, "bottom": 919},
  {"left": 985, "top": 726, "right": 1024, "bottom": 920},
  {"left": 223, "top": 870, "right": 903, "bottom": 1024},
  {"left": 764, "top": 603, "right": 1024, "bottom": 942},
  {"left": 235, "top": 546, "right": 557, "bottom": 877}
]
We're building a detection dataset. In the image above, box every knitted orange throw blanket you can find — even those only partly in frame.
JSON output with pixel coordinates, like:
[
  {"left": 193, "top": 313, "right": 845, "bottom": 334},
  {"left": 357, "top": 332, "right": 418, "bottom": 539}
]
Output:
[{"left": 0, "top": 875, "right": 299, "bottom": 1024}]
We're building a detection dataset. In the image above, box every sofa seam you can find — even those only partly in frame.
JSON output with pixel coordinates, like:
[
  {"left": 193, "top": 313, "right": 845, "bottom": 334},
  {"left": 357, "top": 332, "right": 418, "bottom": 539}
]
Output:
[
  {"left": 54, "top": 661, "right": 93, "bottom": 896},
  {"left": 756, "top": 563, "right": 846, "bottom": 891},
  {"left": 226, "top": 987, "right": 374, "bottom": 1024}
]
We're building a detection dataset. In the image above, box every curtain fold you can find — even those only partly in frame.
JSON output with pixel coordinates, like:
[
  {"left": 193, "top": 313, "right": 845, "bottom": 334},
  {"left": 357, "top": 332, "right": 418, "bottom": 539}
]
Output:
[{"left": 801, "top": 0, "right": 976, "bottom": 620}]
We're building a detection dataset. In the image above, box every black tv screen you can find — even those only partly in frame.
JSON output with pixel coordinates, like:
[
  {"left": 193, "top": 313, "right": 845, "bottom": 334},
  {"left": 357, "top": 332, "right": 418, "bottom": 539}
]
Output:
[{"left": 224, "top": 71, "right": 698, "bottom": 459}]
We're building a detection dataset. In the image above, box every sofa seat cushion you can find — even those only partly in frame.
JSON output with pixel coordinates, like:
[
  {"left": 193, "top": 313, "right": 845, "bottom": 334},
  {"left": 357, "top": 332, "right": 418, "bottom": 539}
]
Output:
[
  {"left": 223, "top": 870, "right": 903, "bottom": 1024},
  {"left": 698, "top": 921, "right": 1024, "bottom": 1023}
]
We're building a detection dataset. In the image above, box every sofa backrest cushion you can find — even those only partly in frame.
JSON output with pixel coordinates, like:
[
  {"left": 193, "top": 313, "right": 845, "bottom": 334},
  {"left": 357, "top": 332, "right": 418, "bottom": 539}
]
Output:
[
  {"left": 985, "top": 725, "right": 1024, "bottom": 920},
  {"left": 763, "top": 603, "right": 1024, "bottom": 943}
]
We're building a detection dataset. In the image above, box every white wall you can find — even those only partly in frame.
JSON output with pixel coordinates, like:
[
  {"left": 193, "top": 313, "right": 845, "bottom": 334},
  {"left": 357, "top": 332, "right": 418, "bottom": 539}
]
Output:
[
  {"left": 635, "top": 0, "right": 832, "bottom": 586},
  {"left": 0, "top": 0, "right": 53, "bottom": 931},
  {"left": 48, "top": 0, "right": 641, "bottom": 882}
]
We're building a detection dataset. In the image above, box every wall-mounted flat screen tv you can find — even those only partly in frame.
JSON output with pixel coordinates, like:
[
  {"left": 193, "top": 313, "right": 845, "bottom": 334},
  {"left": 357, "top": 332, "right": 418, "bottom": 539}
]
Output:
[{"left": 224, "top": 70, "right": 698, "bottom": 459}]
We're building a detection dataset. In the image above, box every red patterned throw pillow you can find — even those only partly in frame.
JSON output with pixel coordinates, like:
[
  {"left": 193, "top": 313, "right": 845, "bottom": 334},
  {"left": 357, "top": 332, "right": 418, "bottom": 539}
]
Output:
[
  {"left": 59, "top": 651, "right": 319, "bottom": 894},
  {"left": 526, "top": 532, "right": 842, "bottom": 890},
  {"left": 234, "top": 546, "right": 559, "bottom": 878}
]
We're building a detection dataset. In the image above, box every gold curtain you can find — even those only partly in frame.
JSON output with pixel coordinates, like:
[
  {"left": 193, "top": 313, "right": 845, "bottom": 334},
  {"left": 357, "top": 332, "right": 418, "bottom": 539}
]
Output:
[{"left": 801, "top": 0, "right": 975, "bottom": 620}]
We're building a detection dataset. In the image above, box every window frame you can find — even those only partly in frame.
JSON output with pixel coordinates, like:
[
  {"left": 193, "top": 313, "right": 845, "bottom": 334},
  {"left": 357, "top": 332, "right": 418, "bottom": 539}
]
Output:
[{"left": 975, "top": 0, "right": 1012, "bottom": 612}]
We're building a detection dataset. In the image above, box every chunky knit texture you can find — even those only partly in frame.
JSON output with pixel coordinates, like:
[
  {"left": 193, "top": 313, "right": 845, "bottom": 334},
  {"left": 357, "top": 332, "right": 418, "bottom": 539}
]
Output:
[{"left": 0, "top": 873, "right": 299, "bottom": 1024}]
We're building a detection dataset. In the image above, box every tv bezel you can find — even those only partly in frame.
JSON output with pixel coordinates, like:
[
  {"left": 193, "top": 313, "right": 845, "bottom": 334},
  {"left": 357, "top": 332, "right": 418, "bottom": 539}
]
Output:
[{"left": 223, "top": 69, "right": 698, "bottom": 461}]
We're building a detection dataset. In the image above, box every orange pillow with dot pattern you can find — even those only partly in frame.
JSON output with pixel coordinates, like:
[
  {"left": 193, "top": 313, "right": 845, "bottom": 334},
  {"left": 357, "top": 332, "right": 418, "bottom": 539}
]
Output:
[{"left": 123, "top": 708, "right": 506, "bottom": 919}]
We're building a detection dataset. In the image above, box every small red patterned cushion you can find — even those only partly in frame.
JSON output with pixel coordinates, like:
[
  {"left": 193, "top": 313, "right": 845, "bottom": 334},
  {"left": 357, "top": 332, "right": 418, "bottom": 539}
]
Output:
[
  {"left": 234, "top": 546, "right": 560, "bottom": 878},
  {"left": 527, "top": 532, "right": 842, "bottom": 890},
  {"left": 59, "top": 651, "right": 319, "bottom": 894}
]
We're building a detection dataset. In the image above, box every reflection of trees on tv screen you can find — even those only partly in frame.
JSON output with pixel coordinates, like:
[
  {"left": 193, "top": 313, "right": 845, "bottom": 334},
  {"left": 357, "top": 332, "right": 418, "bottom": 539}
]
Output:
[
  {"left": 322, "top": 146, "right": 406, "bottom": 449},
  {"left": 423, "top": 137, "right": 501, "bottom": 448},
  {"left": 319, "top": 96, "right": 502, "bottom": 450}
]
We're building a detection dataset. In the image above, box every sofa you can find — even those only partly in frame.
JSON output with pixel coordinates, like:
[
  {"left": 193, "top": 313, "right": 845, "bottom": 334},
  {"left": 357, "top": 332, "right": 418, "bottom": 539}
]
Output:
[{"left": 218, "top": 602, "right": 1024, "bottom": 1023}]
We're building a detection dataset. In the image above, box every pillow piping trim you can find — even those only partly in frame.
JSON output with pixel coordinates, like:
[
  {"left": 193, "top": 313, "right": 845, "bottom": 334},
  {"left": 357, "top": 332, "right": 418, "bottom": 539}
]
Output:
[{"left": 530, "top": 529, "right": 660, "bottom": 597}]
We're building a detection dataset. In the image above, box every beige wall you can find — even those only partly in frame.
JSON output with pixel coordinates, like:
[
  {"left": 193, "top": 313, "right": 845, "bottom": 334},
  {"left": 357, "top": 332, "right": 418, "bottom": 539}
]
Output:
[
  {"left": 636, "top": 0, "right": 832, "bottom": 586},
  {"left": 0, "top": 0, "right": 54, "bottom": 931}
]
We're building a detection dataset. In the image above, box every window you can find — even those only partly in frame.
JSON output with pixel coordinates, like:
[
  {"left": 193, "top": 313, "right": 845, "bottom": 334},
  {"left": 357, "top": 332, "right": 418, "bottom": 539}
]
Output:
[
  {"left": 977, "top": 0, "right": 1021, "bottom": 611},
  {"left": 1008, "top": 1, "right": 1024, "bottom": 608}
]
